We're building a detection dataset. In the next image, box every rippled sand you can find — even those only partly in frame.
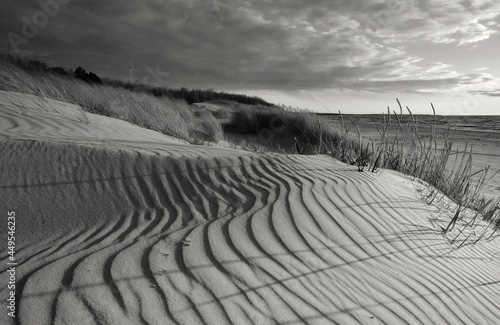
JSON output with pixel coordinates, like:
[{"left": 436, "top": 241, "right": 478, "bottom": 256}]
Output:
[{"left": 1, "top": 91, "right": 499, "bottom": 325}]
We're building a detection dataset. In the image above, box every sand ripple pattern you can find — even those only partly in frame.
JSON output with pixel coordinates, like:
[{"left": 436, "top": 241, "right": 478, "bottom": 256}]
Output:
[{"left": 1, "top": 92, "right": 499, "bottom": 325}]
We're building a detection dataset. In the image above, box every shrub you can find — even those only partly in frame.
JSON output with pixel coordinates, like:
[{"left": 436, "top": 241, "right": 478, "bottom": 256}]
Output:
[{"left": 74, "top": 67, "right": 102, "bottom": 84}]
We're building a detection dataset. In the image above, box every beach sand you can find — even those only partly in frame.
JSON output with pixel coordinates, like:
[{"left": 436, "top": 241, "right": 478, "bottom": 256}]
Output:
[{"left": 1, "top": 91, "right": 499, "bottom": 324}]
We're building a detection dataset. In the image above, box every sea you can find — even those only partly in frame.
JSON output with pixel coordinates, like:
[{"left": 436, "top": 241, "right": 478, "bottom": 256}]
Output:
[{"left": 324, "top": 114, "right": 500, "bottom": 200}]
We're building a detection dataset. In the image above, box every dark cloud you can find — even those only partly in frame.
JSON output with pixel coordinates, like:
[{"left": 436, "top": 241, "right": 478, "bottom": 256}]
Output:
[
  {"left": 474, "top": 89, "right": 500, "bottom": 97},
  {"left": 1, "top": 0, "right": 499, "bottom": 94}
]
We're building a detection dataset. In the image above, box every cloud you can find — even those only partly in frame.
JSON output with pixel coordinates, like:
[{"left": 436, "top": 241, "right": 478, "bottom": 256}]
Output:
[
  {"left": 477, "top": 90, "right": 500, "bottom": 97},
  {"left": 1, "top": 0, "right": 499, "bottom": 94}
]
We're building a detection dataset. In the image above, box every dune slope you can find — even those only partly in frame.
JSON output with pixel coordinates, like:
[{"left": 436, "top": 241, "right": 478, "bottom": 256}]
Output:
[{"left": 1, "top": 91, "right": 499, "bottom": 325}]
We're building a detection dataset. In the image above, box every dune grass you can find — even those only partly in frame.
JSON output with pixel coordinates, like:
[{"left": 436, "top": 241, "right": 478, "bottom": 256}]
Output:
[
  {"left": 225, "top": 105, "right": 370, "bottom": 166},
  {"left": 0, "top": 54, "right": 223, "bottom": 143},
  {"left": 368, "top": 100, "right": 499, "bottom": 243}
]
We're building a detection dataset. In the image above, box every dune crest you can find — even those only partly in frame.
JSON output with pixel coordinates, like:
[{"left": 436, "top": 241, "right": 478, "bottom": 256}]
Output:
[{"left": 1, "top": 91, "right": 499, "bottom": 325}]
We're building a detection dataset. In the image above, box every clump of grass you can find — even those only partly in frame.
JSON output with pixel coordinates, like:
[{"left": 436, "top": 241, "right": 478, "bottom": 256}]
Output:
[
  {"left": 225, "top": 105, "right": 282, "bottom": 135},
  {"left": 190, "top": 110, "right": 224, "bottom": 143},
  {"left": 0, "top": 54, "right": 223, "bottom": 143},
  {"left": 298, "top": 111, "right": 371, "bottom": 167},
  {"left": 225, "top": 104, "right": 369, "bottom": 165},
  {"left": 370, "top": 99, "right": 499, "bottom": 243}
]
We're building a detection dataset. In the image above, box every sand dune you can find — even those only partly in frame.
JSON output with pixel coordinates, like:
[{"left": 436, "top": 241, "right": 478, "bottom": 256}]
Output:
[{"left": 1, "top": 91, "right": 499, "bottom": 325}]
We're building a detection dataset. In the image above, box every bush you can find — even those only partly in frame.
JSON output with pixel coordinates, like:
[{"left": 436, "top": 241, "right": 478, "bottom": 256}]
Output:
[{"left": 74, "top": 67, "right": 102, "bottom": 84}]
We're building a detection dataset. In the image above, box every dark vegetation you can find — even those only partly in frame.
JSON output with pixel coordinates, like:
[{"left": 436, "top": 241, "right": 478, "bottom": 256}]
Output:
[
  {"left": 4, "top": 54, "right": 272, "bottom": 106},
  {"left": 74, "top": 67, "right": 102, "bottom": 84},
  {"left": 105, "top": 78, "right": 273, "bottom": 106}
]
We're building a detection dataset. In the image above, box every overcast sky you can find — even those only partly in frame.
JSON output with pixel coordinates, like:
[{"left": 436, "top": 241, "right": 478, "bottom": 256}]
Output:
[{"left": 2, "top": 0, "right": 500, "bottom": 114}]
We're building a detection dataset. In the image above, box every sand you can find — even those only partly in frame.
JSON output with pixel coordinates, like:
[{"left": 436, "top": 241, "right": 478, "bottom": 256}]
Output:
[
  {"left": 1, "top": 90, "right": 499, "bottom": 325},
  {"left": 331, "top": 115, "right": 500, "bottom": 199}
]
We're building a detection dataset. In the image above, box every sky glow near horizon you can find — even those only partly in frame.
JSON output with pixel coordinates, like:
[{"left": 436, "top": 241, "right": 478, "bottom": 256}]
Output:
[{"left": 1, "top": 0, "right": 500, "bottom": 114}]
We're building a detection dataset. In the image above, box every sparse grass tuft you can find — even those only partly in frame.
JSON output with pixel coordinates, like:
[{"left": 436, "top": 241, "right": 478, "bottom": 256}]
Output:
[{"left": 369, "top": 99, "right": 499, "bottom": 243}]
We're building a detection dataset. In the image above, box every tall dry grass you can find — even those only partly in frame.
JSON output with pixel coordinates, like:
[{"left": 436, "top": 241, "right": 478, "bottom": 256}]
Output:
[
  {"left": 0, "top": 54, "right": 223, "bottom": 143},
  {"left": 369, "top": 99, "right": 499, "bottom": 243},
  {"left": 225, "top": 105, "right": 370, "bottom": 166}
]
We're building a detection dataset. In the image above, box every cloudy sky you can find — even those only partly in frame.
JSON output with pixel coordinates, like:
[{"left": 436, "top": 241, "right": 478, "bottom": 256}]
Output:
[{"left": 2, "top": 0, "right": 500, "bottom": 114}]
